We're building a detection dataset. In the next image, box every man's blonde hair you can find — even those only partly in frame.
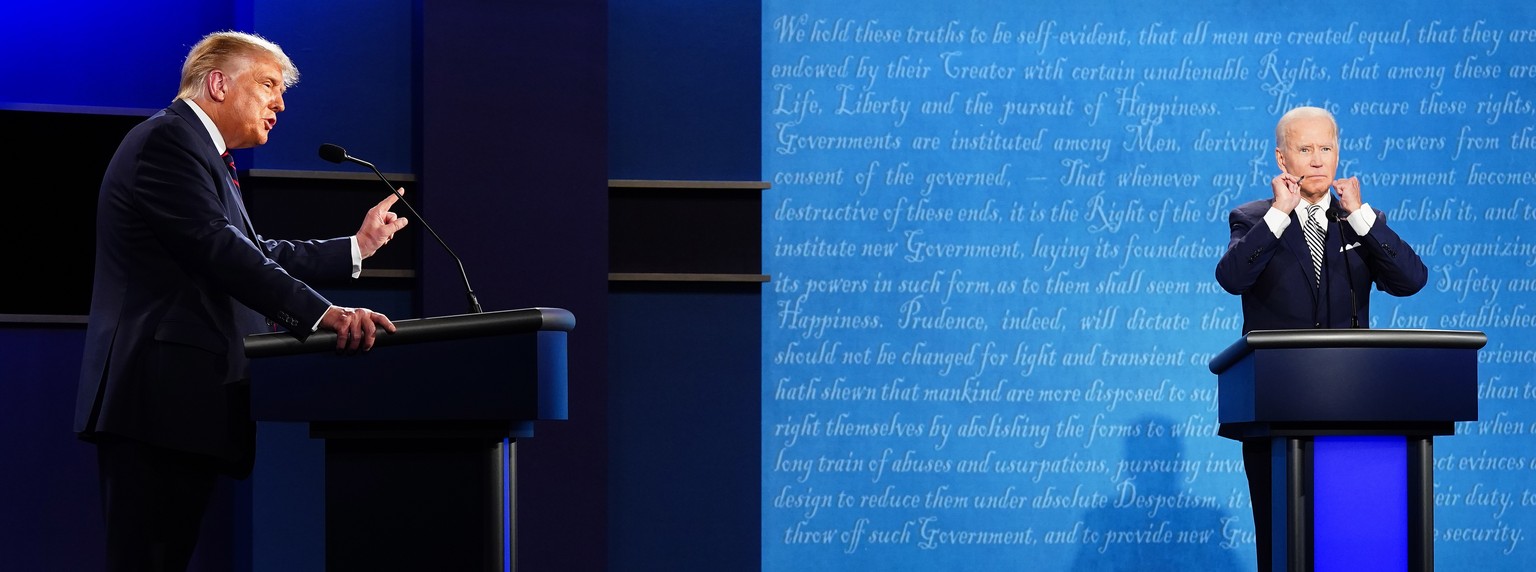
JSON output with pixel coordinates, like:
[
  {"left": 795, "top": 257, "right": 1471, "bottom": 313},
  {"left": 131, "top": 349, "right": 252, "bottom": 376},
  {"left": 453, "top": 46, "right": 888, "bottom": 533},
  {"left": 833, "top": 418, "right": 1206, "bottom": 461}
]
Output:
[{"left": 174, "top": 31, "right": 298, "bottom": 102}]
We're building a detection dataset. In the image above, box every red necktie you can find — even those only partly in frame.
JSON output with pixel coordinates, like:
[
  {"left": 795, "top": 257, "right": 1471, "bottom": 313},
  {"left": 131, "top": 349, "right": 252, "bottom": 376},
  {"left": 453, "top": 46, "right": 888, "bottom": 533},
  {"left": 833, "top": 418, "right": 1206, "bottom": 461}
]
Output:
[
  {"left": 222, "top": 150, "right": 255, "bottom": 232},
  {"left": 221, "top": 151, "right": 240, "bottom": 190}
]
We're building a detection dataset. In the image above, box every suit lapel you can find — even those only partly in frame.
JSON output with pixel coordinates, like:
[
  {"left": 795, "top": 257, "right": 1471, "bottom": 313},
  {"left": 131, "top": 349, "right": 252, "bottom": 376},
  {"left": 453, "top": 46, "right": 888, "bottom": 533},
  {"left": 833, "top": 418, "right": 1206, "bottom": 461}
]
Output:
[
  {"left": 1282, "top": 212, "right": 1319, "bottom": 294},
  {"left": 206, "top": 148, "right": 259, "bottom": 241},
  {"left": 226, "top": 173, "right": 259, "bottom": 240},
  {"left": 169, "top": 100, "right": 261, "bottom": 242}
]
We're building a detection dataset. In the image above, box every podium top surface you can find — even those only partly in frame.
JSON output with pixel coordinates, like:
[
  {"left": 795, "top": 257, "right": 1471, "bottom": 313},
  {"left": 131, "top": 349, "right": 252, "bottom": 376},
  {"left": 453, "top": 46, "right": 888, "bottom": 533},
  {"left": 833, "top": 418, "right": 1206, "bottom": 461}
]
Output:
[
  {"left": 245, "top": 306, "right": 575, "bottom": 358},
  {"left": 1208, "top": 328, "right": 1487, "bottom": 374}
]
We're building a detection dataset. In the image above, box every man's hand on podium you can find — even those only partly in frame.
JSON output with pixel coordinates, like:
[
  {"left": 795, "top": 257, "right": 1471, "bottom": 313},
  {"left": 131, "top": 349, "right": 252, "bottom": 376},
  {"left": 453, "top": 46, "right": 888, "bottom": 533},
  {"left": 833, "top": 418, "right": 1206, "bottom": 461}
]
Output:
[{"left": 320, "top": 306, "right": 397, "bottom": 353}]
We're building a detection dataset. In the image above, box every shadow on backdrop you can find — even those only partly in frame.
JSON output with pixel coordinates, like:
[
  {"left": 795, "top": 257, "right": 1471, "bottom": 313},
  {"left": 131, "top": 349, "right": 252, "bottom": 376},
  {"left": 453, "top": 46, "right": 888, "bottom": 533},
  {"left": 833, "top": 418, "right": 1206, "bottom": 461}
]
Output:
[{"left": 1070, "top": 414, "right": 1248, "bottom": 571}]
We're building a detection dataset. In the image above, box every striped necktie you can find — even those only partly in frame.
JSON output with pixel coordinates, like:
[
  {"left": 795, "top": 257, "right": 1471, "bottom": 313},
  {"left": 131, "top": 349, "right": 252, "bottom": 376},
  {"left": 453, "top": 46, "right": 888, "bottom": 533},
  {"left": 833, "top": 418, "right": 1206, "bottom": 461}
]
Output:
[
  {"left": 221, "top": 151, "right": 258, "bottom": 238},
  {"left": 221, "top": 151, "right": 240, "bottom": 190},
  {"left": 1303, "top": 204, "right": 1325, "bottom": 286}
]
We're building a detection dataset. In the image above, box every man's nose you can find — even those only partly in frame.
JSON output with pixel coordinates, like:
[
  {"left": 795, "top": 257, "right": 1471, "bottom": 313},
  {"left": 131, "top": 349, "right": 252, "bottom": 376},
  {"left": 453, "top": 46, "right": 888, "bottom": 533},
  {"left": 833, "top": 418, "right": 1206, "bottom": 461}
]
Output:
[{"left": 272, "top": 94, "right": 285, "bottom": 112}]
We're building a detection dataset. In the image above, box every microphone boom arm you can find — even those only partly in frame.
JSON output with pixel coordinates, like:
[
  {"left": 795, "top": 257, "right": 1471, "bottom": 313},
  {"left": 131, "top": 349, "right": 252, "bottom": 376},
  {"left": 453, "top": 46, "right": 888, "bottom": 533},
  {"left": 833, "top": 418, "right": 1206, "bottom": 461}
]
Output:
[{"left": 322, "top": 144, "right": 483, "bottom": 313}]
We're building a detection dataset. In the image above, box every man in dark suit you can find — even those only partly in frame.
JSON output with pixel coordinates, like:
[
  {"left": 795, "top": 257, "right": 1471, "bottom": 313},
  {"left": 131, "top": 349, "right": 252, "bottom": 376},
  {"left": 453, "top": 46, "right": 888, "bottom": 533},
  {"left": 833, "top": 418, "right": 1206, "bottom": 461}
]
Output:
[
  {"left": 74, "top": 31, "right": 409, "bottom": 571},
  {"left": 1213, "top": 106, "right": 1428, "bottom": 571}
]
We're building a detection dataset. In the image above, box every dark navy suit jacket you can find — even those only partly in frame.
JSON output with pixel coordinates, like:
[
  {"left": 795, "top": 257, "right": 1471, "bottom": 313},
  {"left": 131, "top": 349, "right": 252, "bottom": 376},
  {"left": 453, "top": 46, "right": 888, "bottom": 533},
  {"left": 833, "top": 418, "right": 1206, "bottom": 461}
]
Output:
[
  {"left": 75, "top": 100, "right": 352, "bottom": 473},
  {"left": 1214, "top": 197, "right": 1427, "bottom": 334}
]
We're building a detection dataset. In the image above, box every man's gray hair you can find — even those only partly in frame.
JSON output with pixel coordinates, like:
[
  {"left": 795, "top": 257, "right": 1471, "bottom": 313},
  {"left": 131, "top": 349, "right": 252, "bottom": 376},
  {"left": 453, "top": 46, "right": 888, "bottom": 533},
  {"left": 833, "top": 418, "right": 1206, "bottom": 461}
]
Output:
[{"left": 1275, "top": 106, "right": 1338, "bottom": 148}]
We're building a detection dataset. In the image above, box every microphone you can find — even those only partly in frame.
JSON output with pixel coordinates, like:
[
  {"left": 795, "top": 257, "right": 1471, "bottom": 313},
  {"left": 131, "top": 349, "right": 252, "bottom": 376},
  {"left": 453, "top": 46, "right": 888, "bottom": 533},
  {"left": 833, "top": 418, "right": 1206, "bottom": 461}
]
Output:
[
  {"left": 319, "top": 143, "right": 483, "bottom": 314},
  {"left": 1325, "top": 201, "right": 1349, "bottom": 223},
  {"left": 1328, "top": 192, "right": 1359, "bottom": 328}
]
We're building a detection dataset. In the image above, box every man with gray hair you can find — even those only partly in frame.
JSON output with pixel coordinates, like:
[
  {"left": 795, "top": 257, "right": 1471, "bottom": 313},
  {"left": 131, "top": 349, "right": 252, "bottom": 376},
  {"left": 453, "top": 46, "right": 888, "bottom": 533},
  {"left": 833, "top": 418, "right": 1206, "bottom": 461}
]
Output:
[{"left": 1213, "top": 106, "right": 1427, "bottom": 570}]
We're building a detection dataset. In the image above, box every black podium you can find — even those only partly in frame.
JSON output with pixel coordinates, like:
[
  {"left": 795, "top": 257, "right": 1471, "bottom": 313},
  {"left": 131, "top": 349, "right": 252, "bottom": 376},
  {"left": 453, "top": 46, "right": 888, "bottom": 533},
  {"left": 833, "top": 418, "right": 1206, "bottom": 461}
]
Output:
[
  {"left": 244, "top": 307, "right": 574, "bottom": 572},
  {"left": 1209, "top": 329, "right": 1485, "bottom": 572}
]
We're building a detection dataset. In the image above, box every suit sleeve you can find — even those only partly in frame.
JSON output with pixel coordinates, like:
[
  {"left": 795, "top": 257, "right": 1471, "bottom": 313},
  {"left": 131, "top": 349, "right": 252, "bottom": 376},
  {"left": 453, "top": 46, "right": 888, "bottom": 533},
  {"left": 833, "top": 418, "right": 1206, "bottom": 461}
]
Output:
[
  {"left": 1343, "top": 209, "right": 1428, "bottom": 297},
  {"left": 1214, "top": 204, "right": 1281, "bottom": 295},
  {"left": 131, "top": 127, "right": 338, "bottom": 330},
  {"left": 252, "top": 235, "right": 353, "bottom": 284}
]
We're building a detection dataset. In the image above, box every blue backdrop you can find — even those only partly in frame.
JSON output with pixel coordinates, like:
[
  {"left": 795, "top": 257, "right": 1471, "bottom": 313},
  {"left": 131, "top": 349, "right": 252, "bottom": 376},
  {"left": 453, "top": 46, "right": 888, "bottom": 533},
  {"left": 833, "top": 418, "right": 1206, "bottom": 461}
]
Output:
[{"left": 761, "top": 2, "right": 1536, "bottom": 570}]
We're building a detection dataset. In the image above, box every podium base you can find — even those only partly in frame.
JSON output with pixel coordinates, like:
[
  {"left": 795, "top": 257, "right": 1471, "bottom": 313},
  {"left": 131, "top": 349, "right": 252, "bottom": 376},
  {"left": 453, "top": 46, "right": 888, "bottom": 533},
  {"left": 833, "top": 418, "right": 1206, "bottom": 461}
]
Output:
[
  {"left": 1246, "top": 435, "right": 1435, "bottom": 572},
  {"left": 318, "top": 423, "right": 513, "bottom": 572}
]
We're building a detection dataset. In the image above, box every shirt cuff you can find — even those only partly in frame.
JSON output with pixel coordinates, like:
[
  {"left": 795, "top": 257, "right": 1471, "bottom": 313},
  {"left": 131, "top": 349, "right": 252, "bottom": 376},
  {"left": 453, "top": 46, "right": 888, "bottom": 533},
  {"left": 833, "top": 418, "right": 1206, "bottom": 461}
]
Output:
[
  {"left": 349, "top": 236, "right": 362, "bottom": 279},
  {"left": 1347, "top": 203, "right": 1376, "bottom": 235},
  {"left": 1263, "top": 207, "right": 1291, "bottom": 239}
]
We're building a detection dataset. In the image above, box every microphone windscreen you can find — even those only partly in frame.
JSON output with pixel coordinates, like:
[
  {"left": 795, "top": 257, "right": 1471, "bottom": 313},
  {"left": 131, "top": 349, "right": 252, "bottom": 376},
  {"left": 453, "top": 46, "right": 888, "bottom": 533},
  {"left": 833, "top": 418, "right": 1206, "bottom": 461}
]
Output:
[{"left": 318, "top": 143, "right": 348, "bottom": 163}]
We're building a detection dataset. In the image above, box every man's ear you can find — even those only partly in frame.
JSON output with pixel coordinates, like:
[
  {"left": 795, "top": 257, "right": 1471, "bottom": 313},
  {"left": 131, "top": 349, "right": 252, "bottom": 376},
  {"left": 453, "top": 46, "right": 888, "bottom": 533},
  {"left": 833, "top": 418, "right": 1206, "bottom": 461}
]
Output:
[{"left": 207, "top": 69, "right": 228, "bottom": 102}]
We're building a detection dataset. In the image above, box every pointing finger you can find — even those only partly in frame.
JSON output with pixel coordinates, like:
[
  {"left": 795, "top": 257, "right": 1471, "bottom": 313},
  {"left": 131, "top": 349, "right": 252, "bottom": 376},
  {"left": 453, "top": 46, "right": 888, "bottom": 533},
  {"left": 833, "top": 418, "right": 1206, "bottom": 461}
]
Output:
[{"left": 376, "top": 190, "right": 402, "bottom": 209}]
